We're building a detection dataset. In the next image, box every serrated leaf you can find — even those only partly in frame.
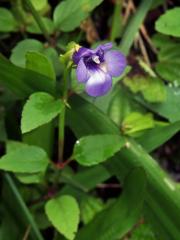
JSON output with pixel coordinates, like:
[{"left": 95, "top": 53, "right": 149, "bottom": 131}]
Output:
[
  {"left": 53, "top": 0, "right": 103, "bottom": 32},
  {"left": 76, "top": 168, "right": 146, "bottom": 240},
  {"left": 73, "top": 134, "right": 125, "bottom": 166},
  {"left": 0, "top": 144, "right": 49, "bottom": 173},
  {"left": 155, "top": 7, "right": 180, "bottom": 37},
  {"left": 45, "top": 195, "right": 80, "bottom": 240},
  {"left": 21, "top": 92, "right": 64, "bottom": 133},
  {"left": 0, "top": 8, "right": 18, "bottom": 32},
  {"left": 26, "top": 51, "right": 55, "bottom": 80}
]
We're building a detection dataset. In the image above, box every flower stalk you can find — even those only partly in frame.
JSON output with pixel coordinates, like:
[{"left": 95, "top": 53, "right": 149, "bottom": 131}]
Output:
[{"left": 58, "top": 66, "right": 69, "bottom": 162}]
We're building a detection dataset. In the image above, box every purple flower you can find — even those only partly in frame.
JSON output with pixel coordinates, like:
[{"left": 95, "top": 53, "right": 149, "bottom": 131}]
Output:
[{"left": 72, "top": 42, "right": 126, "bottom": 97}]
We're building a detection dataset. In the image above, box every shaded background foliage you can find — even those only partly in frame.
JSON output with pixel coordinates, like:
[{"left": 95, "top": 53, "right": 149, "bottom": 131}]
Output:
[{"left": 0, "top": 0, "right": 180, "bottom": 240}]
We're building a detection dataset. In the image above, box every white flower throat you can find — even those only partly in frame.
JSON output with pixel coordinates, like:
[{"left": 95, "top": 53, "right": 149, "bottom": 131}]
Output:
[{"left": 92, "top": 55, "right": 101, "bottom": 64}]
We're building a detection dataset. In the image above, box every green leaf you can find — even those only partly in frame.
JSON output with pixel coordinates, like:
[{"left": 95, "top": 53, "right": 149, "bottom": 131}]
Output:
[
  {"left": 122, "top": 112, "right": 154, "bottom": 136},
  {"left": 15, "top": 172, "right": 44, "bottom": 184},
  {"left": 45, "top": 195, "right": 80, "bottom": 240},
  {"left": 73, "top": 134, "right": 125, "bottom": 166},
  {"left": 119, "top": 0, "right": 153, "bottom": 55},
  {"left": 0, "top": 8, "right": 18, "bottom": 32},
  {"left": 53, "top": 0, "right": 103, "bottom": 32},
  {"left": 2, "top": 174, "right": 44, "bottom": 240},
  {"left": 10, "top": 39, "right": 60, "bottom": 75},
  {"left": 0, "top": 143, "right": 49, "bottom": 173},
  {"left": 155, "top": 7, "right": 180, "bottom": 37},
  {"left": 137, "top": 86, "right": 180, "bottom": 122},
  {"left": 6, "top": 142, "right": 46, "bottom": 185},
  {"left": 155, "top": 43, "right": 180, "bottom": 84},
  {"left": 30, "top": 0, "right": 48, "bottom": 11},
  {"left": 23, "top": 123, "right": 54, "bottom": 157},
  {"left": 76, "top": 168, "right": 146, "bottom": 240},
  {"left": 26, "top": 51, "right": 55, "bottom": 80},
  {"left": 21, "top": 92, "right": 64, "bottom": 133},
  {"left": 67, "top": 95, "right": 180, "bottom": 240},
  {"left": 80, "top": 196, "right": 104, "bottom": 224},
  {"left": 27, "top": 17, "right": 55, "bottom": 34},
  {"left": 130, "top": 223, "right": 157, "bottom": 240},
  {"left": 137, "top": 121, "right": 180, "bottom": 152},
  {"left": 124, "top": 76, "right": 167, "bottom": 103},
  {"left": 10, "top": 39, "right": 43, "bottom": 67},
  {"left": 0, "top": 54, "right": 54, "bottom": 99}
]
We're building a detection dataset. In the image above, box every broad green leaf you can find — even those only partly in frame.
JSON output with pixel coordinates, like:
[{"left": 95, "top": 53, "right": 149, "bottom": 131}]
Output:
[
  {"left": 76, "top": 168, "right": 146, "bottom": 240},
  {"left": 137, "top": 121, "right": 180, "bottom": 152},
  {"left": 6, "top": 141, "right": 46, "bottom": 184},
  {"left": 23, "top": 122, "right": 54, "bottom": 157},
  {"left": 122, "top": 112, "right": 154, "bottom": 136},
  {"left": 152, "top": 33, "right": 173, "bottom": 50},
  {"left": 130, "top": 223, "right": 157, "bottom": 240},
  {"left": 155, "top": 42, "right": 180, "bottom": 84},
  {"left": 137, "top": 86, "right": 180, "bottom": 122},
  {"left": 104, "top": 85, "right": 143, "bottom": 126},
  {"left": 10, "top": 39, "right": 43, "bottom": 67},
  {"left": 61, "top": 165, "right": 111, "bottom": 195},
  {"left": 45, "top": 195, "right": 80, "bottom": 240},
  {"left": 0, "top": 8, "right": 18, "bottom": 32},
  {"left": 73, "top": 134, "right": 125, "bottom": 166},
  {"left": 155, "top": 7, "right": 180, "bottom": 37},
  {"left": 80, "top": 196, "right": 104, "bottom": 224},
  {"left": 67, "top": 95, "right": 180, "bottom": 240},
  {"left": 21, "top": 92, "right": 64, "bottom": 133},
  {"left": 0, "top": 143, "right": 49, "bottom": 173},
  {"left": 124, "top": 76, "right": 166, "bottom": 103},
  {"left": 30, "top": 0, "right": 48, "bottom": 11},
  {"left": 10, "top": 39, "right": 60, "bottom": 75},
  {"left": 53, "top": 0, "right": 103, "bottom": 32},
  {"left": 0, "top": 55, "right": 54, "bottom": 99},
  {"left": 27, "top": 17, "right": 55, "bottom": 34},
  {"left": 26, "top": 51, "right": 55, "bottom": 80},
  {"left": 15, "top": 172, "right": 44, "bottom": 184}
]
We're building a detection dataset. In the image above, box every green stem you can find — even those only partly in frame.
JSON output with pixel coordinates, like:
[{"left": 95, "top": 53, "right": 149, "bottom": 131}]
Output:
[
  {"left": 110, "top": 0, "right": 122, "bottom": 41},
  {"left": 4, "top": 173, "right": 44, "bottom": 240},
  {"left": 119, "top": 0, "right": 153, "bottom": 55},
  {"left": 11, "top": 0, "right": 27, "bottom": 24},
  {"left": 24, "top": 0, "right": 50, "bottom": 42},
  {"left": 58, "top": 66, "right": 69, "bottom": 162}
]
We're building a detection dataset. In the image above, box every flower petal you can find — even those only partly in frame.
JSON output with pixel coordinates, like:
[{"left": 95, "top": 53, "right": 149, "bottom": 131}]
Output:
[
  {"left": 85, "top": 70, "right": 112, "bottom": 97},
  {"left": 104, "top": 50, "right": 126, "bottom": 77},
  {"left": 76, "top": 59, "right": 89, "bottom": 83},
  {"left": 73, "top": 47, "right": 91, "bottom": 64},
  {"left": 93, "top": 42, "right": 113, "bottom": 53}
]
